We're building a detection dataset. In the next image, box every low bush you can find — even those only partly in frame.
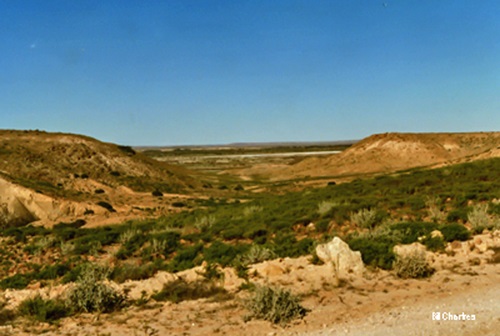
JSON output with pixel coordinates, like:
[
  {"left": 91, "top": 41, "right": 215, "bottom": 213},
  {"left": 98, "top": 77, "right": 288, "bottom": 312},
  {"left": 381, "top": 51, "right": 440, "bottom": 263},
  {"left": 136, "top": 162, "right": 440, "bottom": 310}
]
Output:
[
  {"left": 347, "top": 236, "right": 395, "bottom": 270},
  {"left": 389, "top": 222, "right": 438, "bottom": 244},
  {"left": 350, "top": 208, "right": 378, "bottom": 230},
  {"left": 203, "top": 240, "right": 242, "bottom": 267},
  {"left": 18, "top": 295, "right": 68, "bottom": 323},
  {"left": 394, "top": 251, "right": 434, "bottom": 279},
  {"left": 439, "top": 223, "right": 470, "bottom": 242},
  {"left": 237, "top": 244, "right": 276, "bottom": 266},
  {"left": 0, "top": 273, "right": 31, "bottom": 290},
  {"left": 468, "top": 204, "right": 491, "bottom": 233},
  {"left": 273, "top": 234, "right": 314, "bottom": 258},
  {"left": 244, "top": 285, "right": 308, "bottom": 325},
  {"left": 166, "top": 244, "right": 203, "bottom": 272},
  {"left": 446, "top": 208, "right": 469, "bottom": 223},
  {"left": 151, "top": 278, "right": 229, "bottom": 303},
  {"left": 66, "top": 263, "right": 127, "bottom": 313},
  {"left": 110, "top": 262, "right": 163, "bottom": 283},
  {"left": 422, "top": 236, "right": 445, "bottom": 252}
]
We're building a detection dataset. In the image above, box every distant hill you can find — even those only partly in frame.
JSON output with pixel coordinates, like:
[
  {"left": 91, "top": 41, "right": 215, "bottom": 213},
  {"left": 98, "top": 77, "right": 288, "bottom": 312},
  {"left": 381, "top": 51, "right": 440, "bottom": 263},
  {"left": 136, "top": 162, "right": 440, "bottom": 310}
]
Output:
[
  {"left": 282, "top": 132, "right": 500, "bottom": 178},
  {"left": 0, "top": 130, "right": 200, "bottom": 195},
  {"left": 0, "top": 130, "right": 201, "bottom": 227}
]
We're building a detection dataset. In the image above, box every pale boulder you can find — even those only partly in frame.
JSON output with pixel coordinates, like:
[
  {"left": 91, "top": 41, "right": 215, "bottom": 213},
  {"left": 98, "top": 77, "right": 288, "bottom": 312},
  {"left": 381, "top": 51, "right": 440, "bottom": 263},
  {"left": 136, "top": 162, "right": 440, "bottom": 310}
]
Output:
[{"left": 315, "top": 237, "right": 365, "bottom": 280}]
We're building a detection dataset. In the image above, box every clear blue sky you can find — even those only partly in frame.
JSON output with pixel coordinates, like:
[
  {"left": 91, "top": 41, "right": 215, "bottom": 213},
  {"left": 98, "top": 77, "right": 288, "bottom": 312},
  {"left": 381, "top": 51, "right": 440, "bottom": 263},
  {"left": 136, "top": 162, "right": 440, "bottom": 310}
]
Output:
[{"left": 1, "top": 1, "right": 499, "bottom": 145}]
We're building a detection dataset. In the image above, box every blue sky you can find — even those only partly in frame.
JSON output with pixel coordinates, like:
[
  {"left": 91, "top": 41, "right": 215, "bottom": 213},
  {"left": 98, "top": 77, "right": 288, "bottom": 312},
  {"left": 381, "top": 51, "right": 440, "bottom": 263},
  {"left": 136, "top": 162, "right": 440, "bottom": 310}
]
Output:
[{"left": 1, "top": 1, "right": 499, "bottom": 145}]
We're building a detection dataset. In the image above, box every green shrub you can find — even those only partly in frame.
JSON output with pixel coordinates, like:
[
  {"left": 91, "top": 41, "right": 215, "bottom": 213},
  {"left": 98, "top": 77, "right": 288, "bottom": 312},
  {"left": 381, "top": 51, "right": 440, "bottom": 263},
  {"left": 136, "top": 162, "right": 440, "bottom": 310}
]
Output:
[
  {"left": 389, "top": 222, "right": 438, "bottom": 244},
  {"left": 439, "top": 223, "right": 470, "bottom": 242},
  {"left": 426, "top": 196, "right": 446, "bottom": 223},
  {"left": 151, "top": 278, "right": 229, "bottom": 303},
  {"left": 203, "top": 241, "right": 240, "bottom": 267},
  {"left": 0, "top": 273, "right": 31, "bottom": 290},
  {"left": 315, "top": 219, "right": 331, "bottom": 233},
  {"left": 237, "top": 245, "right": 276, "bottom": 266},
  {"left": 66, "top": 263, "right": 127, "bottom": 313},
  {"left": 446, "top": 208, "right": 469, "bottom": 223},
  {"left": 350, "top": 208, "right": 378, "bottom": 230},
  {"left": 394, "top": 251, "right": 434, "bottom": 279},
  {"left": 273, "top": 234, "right": 314, "bottom": 258},
  {"left": 317, "top": 201, "right": 337, "bottom": 216},
  {"left": 110, "top": 262, "right": 162, "bottom": 283},
  {"left": 468, "top": 204, "right": 491, "bottom": 233},
  {"left": 37, "top": 263, "right": 71, "bottom": 280},
  {"left": 422, "top": 236, "right": 445, "bottom": 252},
  {"left": 18, "top": 295, "right": 68, "bottom": 323},
  {"left": 166, "top": 244, "right": 203, "bottom": 272},
  {"left": 244, "top": 285, "right": 308, "bottom": 325},
  {"left": 347, "top": 236, "right": 395, "bottom": 270}
]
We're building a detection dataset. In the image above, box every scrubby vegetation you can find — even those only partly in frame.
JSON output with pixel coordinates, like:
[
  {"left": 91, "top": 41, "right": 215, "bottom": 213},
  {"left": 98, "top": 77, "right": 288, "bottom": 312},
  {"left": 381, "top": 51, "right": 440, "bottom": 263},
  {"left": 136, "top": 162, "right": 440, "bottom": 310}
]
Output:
[
  {"left": 66, "top": 263, "right": 127, "bottom": 314},
  {"left": 0, "top": 158, "right": 497, "bottom": 316},
  {"left": 394, "top": 250, "right": 434, "bottom": 279},
  {"left": 244, "top": 285, "right": 308, "bottom": 325},
  {"left": 151, "top": 277, "right": 229, "bottom": 303},
  {"left": 0, "top": 159, "right": 500, "bottom": 323}
]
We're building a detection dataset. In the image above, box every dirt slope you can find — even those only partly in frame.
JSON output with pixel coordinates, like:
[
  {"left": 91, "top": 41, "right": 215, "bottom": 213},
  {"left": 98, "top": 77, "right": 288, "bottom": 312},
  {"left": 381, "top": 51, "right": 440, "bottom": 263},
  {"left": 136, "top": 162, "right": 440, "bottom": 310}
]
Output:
[
  {"left": 0, "top": 130, "right": 201, "bottom": 227},
  {"left": 274, "top": 132, "right": 500, "bottom": 180}
]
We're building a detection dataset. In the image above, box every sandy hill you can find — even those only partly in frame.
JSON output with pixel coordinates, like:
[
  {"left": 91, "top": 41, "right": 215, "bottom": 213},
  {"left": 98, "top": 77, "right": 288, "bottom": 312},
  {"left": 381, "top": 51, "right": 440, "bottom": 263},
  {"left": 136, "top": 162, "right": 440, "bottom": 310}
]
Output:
[
  {"left": 0, "top": 130, "right": 201, "bottom": 227},
  {"left": 267, "top": 132, "right": 500, "bottom": 180}
]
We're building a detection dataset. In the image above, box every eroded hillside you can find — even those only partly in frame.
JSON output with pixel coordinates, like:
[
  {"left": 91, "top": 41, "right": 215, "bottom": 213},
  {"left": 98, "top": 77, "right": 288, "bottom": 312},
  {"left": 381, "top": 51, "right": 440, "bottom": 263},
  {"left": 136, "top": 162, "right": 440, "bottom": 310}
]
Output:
[
  {"left": 0, "top": 130, "right": 203, "bottom": 227},
  {"left": 241, "top": 132, "right": 500, "bottom": 182}
]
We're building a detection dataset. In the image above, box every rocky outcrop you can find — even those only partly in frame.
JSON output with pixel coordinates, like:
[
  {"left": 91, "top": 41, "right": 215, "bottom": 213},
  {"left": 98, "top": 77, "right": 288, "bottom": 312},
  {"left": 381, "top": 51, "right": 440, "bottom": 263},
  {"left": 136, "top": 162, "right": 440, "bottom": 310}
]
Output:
[
  {"left": 315, "top": 237, "right": 365, "bottom": 280},
  {"left": 0, "top": 177, "right": 102, "bottom": 227}
]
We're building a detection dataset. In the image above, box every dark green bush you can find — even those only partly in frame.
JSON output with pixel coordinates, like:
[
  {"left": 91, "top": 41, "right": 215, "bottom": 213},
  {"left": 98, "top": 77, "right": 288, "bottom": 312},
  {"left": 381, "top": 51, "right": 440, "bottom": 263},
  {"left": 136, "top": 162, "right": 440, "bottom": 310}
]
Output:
[
  {"left": 348, "top": 236, "right": 396, "bottom": 270},
  {"left": 439, "top": 223, "right": 470, "bottom": 242},
  {"left": 166, "top": 244, "right": 203, "bottom": 272},
  {"left": 315, "top": 219, "right": 330, "bottom": 233},
  {"left": 446, "top": 208, "right": 469, "bottom": 223},
  {"left": 203, "top": 241, "right": 241, "bottom": 267},
  {"left": 37, "top": 263, "right": 71, "bottom": 280},
  {"left": 110, "top": 262, "right": 162, "bottom": 283},
  {"left": 273, "top": 234, "right": 314, "bottom": 258},
  {"left": 0, "top": 273, "right": 31, "bottom": 290},
  {"left": 18, "top": 295, "right": 68, "bottom": 323},
  {"left": 116, "top": 233, "right": 148, "bottom": 259},
  {"left": 422, "top": 236, "right": 445, "bottom": 252},
  {"left": 389, "top": 222, "right": 438, "bottom": 244},
  {"left": 151, "top": 278, "right": 229, "bottom": 303}
]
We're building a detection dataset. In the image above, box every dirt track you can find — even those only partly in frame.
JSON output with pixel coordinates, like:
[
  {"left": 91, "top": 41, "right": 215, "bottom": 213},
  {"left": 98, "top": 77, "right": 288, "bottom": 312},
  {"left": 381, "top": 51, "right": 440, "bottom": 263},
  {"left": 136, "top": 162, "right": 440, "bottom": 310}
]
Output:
[{"left": 302, "top": 274, "right": 500, "bottom": 336}]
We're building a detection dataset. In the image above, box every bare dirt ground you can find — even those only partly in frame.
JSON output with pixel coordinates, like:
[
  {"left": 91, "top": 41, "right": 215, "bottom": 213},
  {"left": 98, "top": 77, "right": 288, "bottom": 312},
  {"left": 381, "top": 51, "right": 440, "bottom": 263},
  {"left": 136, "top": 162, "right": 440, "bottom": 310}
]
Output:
[{"left": 3, "top": 233, "right": 499, "bottom": 336}]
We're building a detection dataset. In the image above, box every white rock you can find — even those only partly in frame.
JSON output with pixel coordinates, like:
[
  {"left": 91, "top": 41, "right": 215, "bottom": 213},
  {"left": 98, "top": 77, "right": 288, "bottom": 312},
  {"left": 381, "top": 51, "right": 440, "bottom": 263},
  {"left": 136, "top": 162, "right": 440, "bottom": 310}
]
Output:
[{"left": 315, "top": 237, "right": 365, "bottom": 280}]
